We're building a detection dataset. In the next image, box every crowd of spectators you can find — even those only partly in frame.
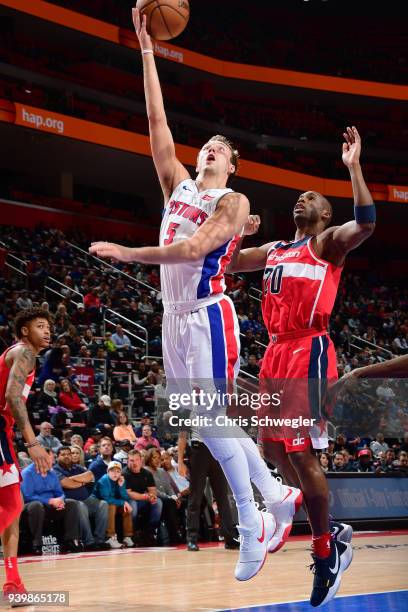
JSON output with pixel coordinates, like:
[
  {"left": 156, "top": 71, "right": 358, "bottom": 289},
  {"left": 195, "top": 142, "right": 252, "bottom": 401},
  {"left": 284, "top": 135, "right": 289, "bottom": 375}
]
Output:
[{"left": 1, "top": 222, "right": 407, "bottom": 553}]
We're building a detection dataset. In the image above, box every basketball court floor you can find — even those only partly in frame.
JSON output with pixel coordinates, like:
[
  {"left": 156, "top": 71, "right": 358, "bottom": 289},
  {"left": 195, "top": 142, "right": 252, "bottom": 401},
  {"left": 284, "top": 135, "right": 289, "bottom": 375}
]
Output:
[{"left": 3, "top": 530, "right": 407, "bottom": 611}]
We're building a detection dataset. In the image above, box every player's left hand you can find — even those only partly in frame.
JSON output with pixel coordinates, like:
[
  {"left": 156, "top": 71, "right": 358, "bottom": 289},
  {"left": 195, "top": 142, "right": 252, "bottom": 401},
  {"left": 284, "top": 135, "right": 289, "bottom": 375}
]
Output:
[
  {"left": 342, "top": 126, "right": 361, "bottom": 168},
  {"left": 89, "top": 241, "right": 133, "bottom": 262},
  {"left": 243, "top": 215, "right": 261, "bottom": 236}
]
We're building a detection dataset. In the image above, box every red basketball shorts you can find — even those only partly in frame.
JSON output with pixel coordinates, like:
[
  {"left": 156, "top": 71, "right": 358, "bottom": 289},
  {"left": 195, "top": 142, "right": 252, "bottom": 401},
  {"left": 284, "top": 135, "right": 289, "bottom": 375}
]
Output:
[
  {"left": 258, "top": 330, "right": 338, "bottom": 453},
  {"left": 0, "top": 430, "right": 23, "bottom": 532}
]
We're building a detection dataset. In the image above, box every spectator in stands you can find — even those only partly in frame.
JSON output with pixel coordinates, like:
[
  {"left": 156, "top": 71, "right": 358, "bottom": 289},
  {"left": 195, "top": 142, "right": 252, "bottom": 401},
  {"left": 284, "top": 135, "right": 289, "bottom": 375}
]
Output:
[
  {"left": 104, "top": 331, "right": 116, "bottom": 353},
  {"left": 84, "top": 286, "right": 101, "bottom": 313},
  {"left": 401, "top": 432, "right": 408, "bottom": 453},
  {"left": 71, "top": 444, "right": 85, "bottom": 467},
  {"left": 124, "top": 449, "right": 162, "bottom": 545},
  {"left": 135, "top": 413, "right": 158, "bottom": 438},
  {"left": 396, "top": 452, "right": 408, "bottom": 474},
  {"left": 86, "top": 444, "right": 100, "bottom": 466},
  {"left": 53, "top": 446, "right": 109, "bottom": 551},
  {"left": 38, "top": 346, "right": 67, "bottom": 385},
  {"left": 110, "top": 398, "right": 124, "bottom": 423},
  {"left": 71, "top": 303, "right": 89, "bottom": 328},
  {"left": 376, "top": 381, "right": 396, "bottom": 402},
  {"left": 35, "top": 379, "right": 59, "bottom": 420},
  {"left": 334, "top": 433, "right": 355, "bottom": 454},
  {"left": 161, "top": 451, "right": 189, "bottom": 497},
  {"left": 138, "top": 294, "right": 154, "bottom": 316},
  {"left": 145, "top": 448, "right": 180, "bottom": 545},
  {"left": 113, "top": 439, "right": 134, "bottom": 467},
  {"left": 36, "top": 422, "right": 62, "bottom": 453},
  {"left": 88, "top": 394, "right": 115, "bottom": 431},
  {"left": 355, "top": 449, "right": 375, "bottom": 472},
  {"left": 84, "top": 428, "right": 104, "bottom": 453},
  {"left": 113, "top": 411, "right": 137, "bottom": 443},
  {"left": 71, "top": 434, "right": 84, "bottom": 448},
  {"left": 319, "top": 452, "right": 332, "bottom": 473},
  {"left": 92, "top": 461, "right": 133, "bottom": 549},
  {"left": 81, "top": 327, "right": 95, "bottom": 347},
  {"left": 136, "top": 425, "right": 160, "bottom": 451},
  {"left": 370, "top": 432, "right": 389, "bottom": 457},
  {"left": 245, "top": 354, "right": 260, "bottom": 378},
  {"left": 340, "top": 449, "right": 358, "bottom": 472},
  {"left": 88, "top": 437, "right": 114, "bottom": 481},
  {"left": 331, "top": 453, "right": 346, "bottom": 472},
  {"left": 21, "top": 450, "right": 82, "bottom": 554},
  {"left": 377, "top": 449, "right": 397, "bottom": 473},
  {"left": 61, "top": 429, "right": 73, "bottom": 445},
  {"left": 16, "top": 290, "right": 33, "bottom": 310},
  {"left": 58, "top": 378, "right": 87, "bottom": 414},
  {"left": 111, "top": 324, "right": 131, "bottom": 350},
  {"left": 54, "top": 304, "right": 71, "bottom": 335}
]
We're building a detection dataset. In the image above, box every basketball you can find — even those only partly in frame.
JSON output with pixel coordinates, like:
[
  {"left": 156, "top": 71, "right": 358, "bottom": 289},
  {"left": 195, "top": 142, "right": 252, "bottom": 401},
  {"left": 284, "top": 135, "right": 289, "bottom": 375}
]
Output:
[{"left": 136, "top": 0, "right": 190, "bottom": 41}]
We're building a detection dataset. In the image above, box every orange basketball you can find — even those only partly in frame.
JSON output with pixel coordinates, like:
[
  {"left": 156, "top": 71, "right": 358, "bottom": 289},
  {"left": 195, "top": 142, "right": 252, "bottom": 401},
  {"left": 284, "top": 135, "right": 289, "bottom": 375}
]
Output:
[{"left": 136, "top": 0, "right": 190, "bottom": 41}]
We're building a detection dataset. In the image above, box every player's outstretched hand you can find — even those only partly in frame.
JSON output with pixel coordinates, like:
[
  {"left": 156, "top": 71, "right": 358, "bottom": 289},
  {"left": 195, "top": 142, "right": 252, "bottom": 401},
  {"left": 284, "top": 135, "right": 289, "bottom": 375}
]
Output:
[
  {"left": 132, "top": 5, "right": 153, "bottom": 51},
  {"left": 28, "top": 444, "right": 53, "bottom": 476},
  {"left": 342, "top": 126, "right": 361, "bottom": 168},
  {"left": 89, "top": 242, "right": 133, "bottom": 263},
  {"left": 243, "top": 215, "right": 261, "bottom": 236}
]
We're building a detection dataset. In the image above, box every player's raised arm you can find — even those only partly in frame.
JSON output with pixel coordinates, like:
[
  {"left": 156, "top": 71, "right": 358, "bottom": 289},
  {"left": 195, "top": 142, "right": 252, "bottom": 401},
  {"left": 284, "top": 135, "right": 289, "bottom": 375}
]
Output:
[
  {"left": 90, "top": 192, "right": 249, "bottom": 264},
  {"left": 132, "top": 7, "right": 189, "bottom": 201},
  {"left": 318, "top": 127, "right": 375, "bottom": 265},
  {"left": 5, "top": 347, "right": 52, "bottom": 475},
  {"left": 226, "top": 215, "right": 276, "bottom": 272}
]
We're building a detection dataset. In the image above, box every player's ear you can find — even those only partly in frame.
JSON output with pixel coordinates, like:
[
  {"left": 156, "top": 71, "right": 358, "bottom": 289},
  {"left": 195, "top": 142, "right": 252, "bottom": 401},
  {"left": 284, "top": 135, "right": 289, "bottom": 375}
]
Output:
[
  {"left": 229, "top": 164, "right": 236, "bottom": 175},
  {"left": 322, "top": 208, "right": 331, "bottom": 223},
  {"left": 20, "top": 325, "right": 29, "bottom": 338}
]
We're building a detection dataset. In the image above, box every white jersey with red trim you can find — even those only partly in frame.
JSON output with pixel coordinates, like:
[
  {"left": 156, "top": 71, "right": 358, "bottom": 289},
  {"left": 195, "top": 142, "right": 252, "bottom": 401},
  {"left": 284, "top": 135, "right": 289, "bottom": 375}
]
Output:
[
  {"left": 262, "top": 236, "right": 343, "bottom": 335},
  {"left": 159, "top": 179, "right": 241, "bottom": 309}
]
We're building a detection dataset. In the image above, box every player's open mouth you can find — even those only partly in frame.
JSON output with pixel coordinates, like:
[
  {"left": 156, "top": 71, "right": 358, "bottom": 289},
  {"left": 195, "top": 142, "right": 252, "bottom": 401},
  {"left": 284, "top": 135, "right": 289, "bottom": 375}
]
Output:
[
  {"left": 207, "top": 154, "right": 215, "bottom": 161},
  {"left": 294, "top": 203, "right": 305, "bottom": 212}
]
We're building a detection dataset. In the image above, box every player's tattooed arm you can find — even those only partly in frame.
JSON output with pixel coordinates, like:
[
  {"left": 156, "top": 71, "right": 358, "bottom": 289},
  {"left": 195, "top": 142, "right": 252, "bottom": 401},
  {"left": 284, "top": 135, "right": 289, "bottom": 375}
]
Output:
[{"left": 5, "top": 346, "right": 36, "bottom": 434}]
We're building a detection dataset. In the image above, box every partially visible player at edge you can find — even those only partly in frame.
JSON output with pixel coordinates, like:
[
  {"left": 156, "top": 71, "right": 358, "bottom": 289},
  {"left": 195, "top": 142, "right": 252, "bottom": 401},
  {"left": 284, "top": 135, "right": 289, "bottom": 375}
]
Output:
[
  {"left": 228, "top": 127, "right": 375, "bottom": 606},
  {"left": 0, "top": 308, "right": 53, "bottom": 600},
  {"left": 89, "top": 5, "right": 303, "bottom": 581}
]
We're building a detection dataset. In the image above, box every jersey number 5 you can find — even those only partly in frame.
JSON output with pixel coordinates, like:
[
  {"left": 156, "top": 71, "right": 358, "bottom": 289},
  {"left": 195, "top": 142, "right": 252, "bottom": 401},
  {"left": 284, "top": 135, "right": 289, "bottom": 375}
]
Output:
[
  {"left": 264, "top": 265, "right": 283, "bottom": 295},
  {"left": 164, "top": 222, "right": 180, "bottom": 245}
]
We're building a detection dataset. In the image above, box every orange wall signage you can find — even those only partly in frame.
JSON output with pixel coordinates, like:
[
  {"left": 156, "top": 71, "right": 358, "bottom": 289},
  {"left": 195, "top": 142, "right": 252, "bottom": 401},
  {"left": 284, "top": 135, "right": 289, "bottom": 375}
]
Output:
[
  {"left": 1, "top": 0, "right": 408, "bottom": 101},
  {"left": 10, "top": 102, "right": 350, "bottom": 197},
  {"left": 7, "top": 101, "right": 395, "bottom": 201},
  {"left": 388, "top": 185, "right": 408, "bottom": 203}
]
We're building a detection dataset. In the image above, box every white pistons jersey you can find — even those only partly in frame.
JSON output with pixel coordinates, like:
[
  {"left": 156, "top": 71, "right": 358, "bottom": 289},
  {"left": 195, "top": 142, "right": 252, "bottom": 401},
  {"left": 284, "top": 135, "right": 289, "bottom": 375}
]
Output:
[{"left": 159, "top": 179, "right": 241, "bottom": 309}]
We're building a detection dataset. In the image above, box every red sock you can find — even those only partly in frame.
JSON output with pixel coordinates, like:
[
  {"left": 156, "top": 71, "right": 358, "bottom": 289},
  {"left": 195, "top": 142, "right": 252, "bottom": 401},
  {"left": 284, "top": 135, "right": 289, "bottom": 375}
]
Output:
[
  {"left": 4, "top": 558, "right": 21, "bottom": 585},
  {"left": 312, "top": 533, "right": 331, "bottom": 559}
]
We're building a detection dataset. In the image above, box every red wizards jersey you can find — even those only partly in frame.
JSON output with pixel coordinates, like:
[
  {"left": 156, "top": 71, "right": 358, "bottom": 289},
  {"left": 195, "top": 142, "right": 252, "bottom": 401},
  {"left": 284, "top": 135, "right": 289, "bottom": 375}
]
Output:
[
  {"left": 262, "top": 236, "right": 343, "bottom": 335},
  {"left": 0, "top": 343, "right": 35, "bottom": 434}
]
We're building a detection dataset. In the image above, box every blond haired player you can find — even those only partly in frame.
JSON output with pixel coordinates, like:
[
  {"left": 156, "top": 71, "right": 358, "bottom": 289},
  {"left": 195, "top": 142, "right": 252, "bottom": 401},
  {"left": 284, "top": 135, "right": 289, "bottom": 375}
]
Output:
[{"left": 89, "top": 6, "right": 302, "bottom": 581}]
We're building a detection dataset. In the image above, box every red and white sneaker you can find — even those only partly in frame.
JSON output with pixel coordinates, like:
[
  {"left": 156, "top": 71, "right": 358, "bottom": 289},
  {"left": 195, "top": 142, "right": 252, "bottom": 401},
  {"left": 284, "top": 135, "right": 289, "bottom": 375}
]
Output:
[
  {"left": 265, "top": 485, "right": 303, "bottom": 553},
  {"left": 234, "top": 510, "right": 276, "bottom": 581},
  {"left": 3, "top": 580, "right": 27, "bottom": 607}
]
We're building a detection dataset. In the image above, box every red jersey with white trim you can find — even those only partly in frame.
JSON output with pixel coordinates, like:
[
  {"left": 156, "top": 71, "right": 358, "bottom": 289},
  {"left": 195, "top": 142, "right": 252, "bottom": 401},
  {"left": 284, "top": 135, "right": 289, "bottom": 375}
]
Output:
[
  {"left": 0, "top": 343, "right": 35, "bottom": 434},
  {"left": 159, "top": 179, "right": 241, "bottom": 308},
  {"left": 262, "top": 236, "right": 343, "bottom": 335}
]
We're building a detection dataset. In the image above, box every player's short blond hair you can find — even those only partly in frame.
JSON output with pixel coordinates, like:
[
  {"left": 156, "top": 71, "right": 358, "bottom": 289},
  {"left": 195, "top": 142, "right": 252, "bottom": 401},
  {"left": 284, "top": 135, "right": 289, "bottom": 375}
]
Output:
[{"left": 209, "top": 135, "right": 240, "bottom": 177}]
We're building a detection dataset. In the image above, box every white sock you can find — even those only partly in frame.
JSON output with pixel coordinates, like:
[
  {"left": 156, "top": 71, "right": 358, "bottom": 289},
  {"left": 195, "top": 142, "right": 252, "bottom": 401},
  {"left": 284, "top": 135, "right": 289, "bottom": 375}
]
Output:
[
  {"left": 199, "top": 432, "right": 259, "bottom": 531},
  {"left": 237, "top": 435, "right": 284, "bottom": 504}
]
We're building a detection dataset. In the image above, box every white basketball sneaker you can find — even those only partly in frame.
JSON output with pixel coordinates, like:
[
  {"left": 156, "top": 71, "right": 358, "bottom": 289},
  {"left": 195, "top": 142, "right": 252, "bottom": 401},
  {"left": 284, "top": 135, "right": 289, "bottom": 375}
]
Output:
[
  {"left": 265, "top": 485, "right": 303, "bottom": 553},
  {"left": 234, "top": 510, "right": 276, "bottom": 581}
]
